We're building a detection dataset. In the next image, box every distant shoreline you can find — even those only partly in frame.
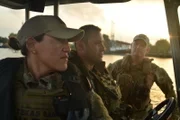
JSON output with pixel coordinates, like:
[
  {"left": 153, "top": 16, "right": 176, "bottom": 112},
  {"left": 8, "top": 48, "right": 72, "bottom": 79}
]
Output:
[
  {"left": 147, "top": 53, "right": 172, "bottom": 58},
  {"left": 104, "top": 52, "right": 172, "bottom": 58},
  {"left": 0, "top": 46, "right": 8, "bottom": 48},
  {"left": 1, "top": 48, "right": 172, "bottom": 58}
]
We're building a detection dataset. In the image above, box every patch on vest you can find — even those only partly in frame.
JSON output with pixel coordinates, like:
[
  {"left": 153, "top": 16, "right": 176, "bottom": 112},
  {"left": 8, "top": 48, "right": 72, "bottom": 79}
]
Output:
[
  {"left": 16, "top": 108, "right": 60, "bottom": 120},
  {"left": 15, "top": 89, "right": 67, "bottom": 120}
]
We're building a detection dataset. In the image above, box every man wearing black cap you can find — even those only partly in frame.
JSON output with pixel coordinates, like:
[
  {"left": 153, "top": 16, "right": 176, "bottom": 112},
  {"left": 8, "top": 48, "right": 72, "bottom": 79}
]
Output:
[{"left": 108, "top": 34, "right": 177, "bottom": 119}]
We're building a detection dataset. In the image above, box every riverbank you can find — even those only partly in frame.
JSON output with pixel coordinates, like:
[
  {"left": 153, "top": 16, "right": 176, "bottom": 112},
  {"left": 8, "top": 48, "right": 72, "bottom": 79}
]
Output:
[
  {"left": 0, "top": 46, "right": 8, "bottom": 48},
  {"left": 147, "top": 53, "right": 172, "bottom": 58},
  {"left": 1, "top": 47, "right": 172, "bottom": 58},
  {"left": 104, "top": 51, "right": 172, "bottom": 58}
]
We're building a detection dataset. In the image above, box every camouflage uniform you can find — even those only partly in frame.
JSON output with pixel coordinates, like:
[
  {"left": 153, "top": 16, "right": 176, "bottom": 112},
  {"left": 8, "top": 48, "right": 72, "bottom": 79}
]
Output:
[
  {"left": 14, "top": 60, "right": 64, "bottom": 120},
  {"left": 13, "top": 58, "right": 91, "bottom": 120},
  {"left": 69, "top": 50, "right": 123, "bottom": 120},
  {"left": 107, "top": 54, "right": 176, "bottom": 120},
  {"left": 13, "top": 58, "right": 113, "bottom": 120}
]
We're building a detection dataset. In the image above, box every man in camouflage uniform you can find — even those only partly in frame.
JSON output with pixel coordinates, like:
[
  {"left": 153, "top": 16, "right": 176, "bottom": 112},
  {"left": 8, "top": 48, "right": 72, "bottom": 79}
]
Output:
[
  {"left": 69, "top": 25, "right": 128, "bottom": 120},
  {"left": 108, "top": 34, "right": 177, "bottom": 119}
]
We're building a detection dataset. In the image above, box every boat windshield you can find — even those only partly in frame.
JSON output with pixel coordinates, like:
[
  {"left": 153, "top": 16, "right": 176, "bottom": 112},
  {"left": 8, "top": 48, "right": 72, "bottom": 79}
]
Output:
[{"left": 0, "top": 0, "right": 179, "bottom": 108}]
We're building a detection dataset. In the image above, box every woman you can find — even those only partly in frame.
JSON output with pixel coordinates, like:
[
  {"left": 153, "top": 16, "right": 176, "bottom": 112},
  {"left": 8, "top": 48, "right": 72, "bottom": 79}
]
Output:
[{"left": 0, "top": 15, "right": 86, "bottom": 120}]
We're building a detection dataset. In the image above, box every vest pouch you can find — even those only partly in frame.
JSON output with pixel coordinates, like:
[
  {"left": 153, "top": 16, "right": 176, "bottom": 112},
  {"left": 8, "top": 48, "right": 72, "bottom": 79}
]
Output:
[
  {"left": 64, "top": 79, "right": 90, "bottom": 120},
  {"left": 67, "top": 80, "right": 88, "bottom": 111},
  {"left": 60, "top": 63, "right": 90, "bottom": 120},
  {"left": 53, "top": 96, "right": 69, "bottom": 119},
  {"left": 61, "top": 68, "right": 89, "bottom": 111},
  {"left": 16, "top": 89, "right": 65, "bottom": 120}
]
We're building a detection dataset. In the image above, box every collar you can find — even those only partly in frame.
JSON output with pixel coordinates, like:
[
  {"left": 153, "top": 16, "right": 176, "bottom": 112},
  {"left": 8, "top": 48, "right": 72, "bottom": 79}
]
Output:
[{"left": 23, "top": 59, "right": 55, "bottom": 89}]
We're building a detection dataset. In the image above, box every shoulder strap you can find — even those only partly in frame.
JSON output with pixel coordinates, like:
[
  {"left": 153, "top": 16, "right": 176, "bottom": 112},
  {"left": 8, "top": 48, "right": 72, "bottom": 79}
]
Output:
[
  {"left": 120, "top": 54, "right": 132, "bottom": 73},
  {"left": 60, "top": 62, "right": 89, "bottom": 110}
]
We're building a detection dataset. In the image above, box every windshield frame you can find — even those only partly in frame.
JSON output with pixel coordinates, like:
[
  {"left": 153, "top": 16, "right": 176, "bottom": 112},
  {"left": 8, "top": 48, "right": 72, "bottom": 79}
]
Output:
[{"left": 164, "top": 0, "right": 180, "bottom": 107}]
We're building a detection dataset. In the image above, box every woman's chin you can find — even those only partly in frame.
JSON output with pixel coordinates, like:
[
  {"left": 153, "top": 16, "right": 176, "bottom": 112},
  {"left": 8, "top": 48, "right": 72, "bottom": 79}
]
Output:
[{"left": 57, "top": 64, "right": 68, "bottom": 72}]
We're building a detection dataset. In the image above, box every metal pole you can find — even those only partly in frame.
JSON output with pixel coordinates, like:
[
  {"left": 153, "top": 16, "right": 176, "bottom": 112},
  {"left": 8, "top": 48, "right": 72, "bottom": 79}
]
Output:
[
  {"left": 164, "top": 0, "right": 180, "bottom": 108},
  {"left": 25, "top": 6, "right": 30, "bottom": 21},
  {"left": 54, "top": 0, "right": 59, "bottom": 16}
]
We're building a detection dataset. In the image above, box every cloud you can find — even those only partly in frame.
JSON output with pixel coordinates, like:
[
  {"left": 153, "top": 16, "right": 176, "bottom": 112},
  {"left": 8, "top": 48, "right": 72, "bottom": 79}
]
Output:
[
  {"left": 57, "top": 3, "right": 107, "bottom": 30},
  {"left": 0, "top": 0, "right": 175, "bottom": 45},
  {"left": 0, "top": 3, "right": 107, "bottom": 37}
]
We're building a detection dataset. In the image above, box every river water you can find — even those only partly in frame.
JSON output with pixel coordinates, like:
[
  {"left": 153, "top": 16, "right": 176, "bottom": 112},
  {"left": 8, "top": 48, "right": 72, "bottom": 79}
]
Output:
[{"left": 0, "top": 48, "right": 176, "bottom": 107}]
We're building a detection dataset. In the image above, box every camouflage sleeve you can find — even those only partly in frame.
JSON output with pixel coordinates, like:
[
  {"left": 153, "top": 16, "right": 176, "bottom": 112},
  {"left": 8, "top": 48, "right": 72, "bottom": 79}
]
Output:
[
  {"left": 152, "top": 64, "right": 180, "bottom": 119},
  {"left": 152, "top": 63, "right": 176, "bottom": 98}
]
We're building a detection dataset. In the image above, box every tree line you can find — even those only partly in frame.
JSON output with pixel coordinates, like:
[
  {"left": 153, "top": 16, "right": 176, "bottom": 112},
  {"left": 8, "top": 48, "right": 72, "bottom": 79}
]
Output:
[
  {"left": 0, "top": 33, "right": 171, "bottom": 57},
  {"left": 0, "top": 33, "right": 17, "bottom": 47},
  {"left": 103, "top": 34, "right": 171, "bottom": 57}
]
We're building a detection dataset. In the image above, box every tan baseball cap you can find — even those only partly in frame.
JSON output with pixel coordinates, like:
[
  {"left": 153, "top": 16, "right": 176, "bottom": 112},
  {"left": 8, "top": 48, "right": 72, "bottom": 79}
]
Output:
[
  {"left": 17, "top": 15, "right": 84, "bottom": 46},
  {"left": 133, "top": 34, "right": 150, "bottom": 45}
]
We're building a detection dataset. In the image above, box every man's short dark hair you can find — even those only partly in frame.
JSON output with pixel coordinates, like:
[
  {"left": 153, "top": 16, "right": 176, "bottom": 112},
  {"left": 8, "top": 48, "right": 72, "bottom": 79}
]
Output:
[{"left": 79, "top": 24, "right": 101, "bottom": 43}]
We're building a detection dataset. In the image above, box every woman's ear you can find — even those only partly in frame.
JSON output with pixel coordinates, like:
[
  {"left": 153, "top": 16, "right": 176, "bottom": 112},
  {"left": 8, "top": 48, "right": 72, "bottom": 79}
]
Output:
[{"left": 26, "top": 37, "right": 37, "bottom": 54}]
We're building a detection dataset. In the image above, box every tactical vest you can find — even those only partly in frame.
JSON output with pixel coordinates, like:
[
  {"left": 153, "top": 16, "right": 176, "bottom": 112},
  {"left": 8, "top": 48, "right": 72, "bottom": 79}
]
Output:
[
  {"left": 90, "top": 69, "right": 121, "bottom": 113},
  {"left": 14, "top": 62, "right": 89, "bottom": 120},
  {"left": 70, "top": 59, "right": 121, "bottom": 113},
  {"left": 117, "top": 55, "right": 154, "bottom": 111},
  {"left": 69, "top": 51, "right": 121, "bottom": 119}
]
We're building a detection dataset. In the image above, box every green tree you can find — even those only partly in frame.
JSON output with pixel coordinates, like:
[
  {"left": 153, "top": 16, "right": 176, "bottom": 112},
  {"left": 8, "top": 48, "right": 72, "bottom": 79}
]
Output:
[
  {"left": 9, "top": 33, "right": 17, "bottom": 38},
  {"left": 149, "top": 43, "right": 156, "bottom": 53},
  {"left": 155, "top": 39, "right": 170, "bottom": 55},
  {"left": 70, "top": 43, "right": 76, "bottom": 50},
  {"left": 0, "top": 37, "right": 8, "bottom": 44}
]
